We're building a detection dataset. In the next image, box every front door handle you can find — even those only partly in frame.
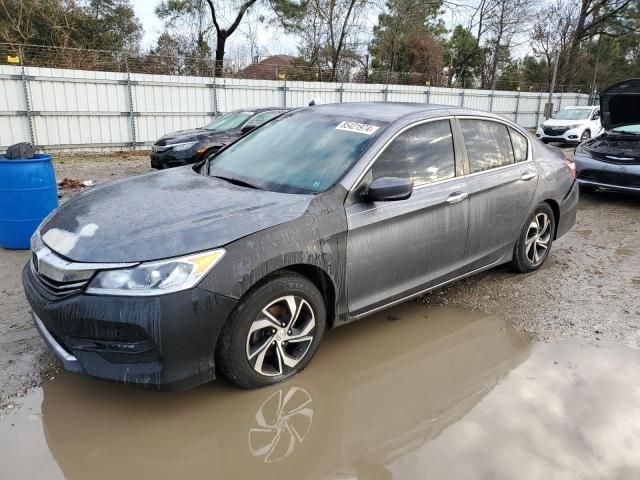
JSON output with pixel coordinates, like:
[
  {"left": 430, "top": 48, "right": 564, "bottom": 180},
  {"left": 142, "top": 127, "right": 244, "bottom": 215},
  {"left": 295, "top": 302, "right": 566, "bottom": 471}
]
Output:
[
  {"left": 446, "top": 192, "right": 468, "bottom": 204},
  {"left": 520, "top": 171, "right": 537, "bottom": 181}
]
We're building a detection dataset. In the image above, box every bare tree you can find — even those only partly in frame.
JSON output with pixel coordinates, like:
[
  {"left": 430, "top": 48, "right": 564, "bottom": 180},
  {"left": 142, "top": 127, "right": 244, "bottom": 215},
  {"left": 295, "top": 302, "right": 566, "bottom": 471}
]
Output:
[
  {"left": 272, "top": 0, "right": 372, "bottom": 80},
  {"left": 530, "top": 0, "right": 577, "bottom": 86},
  {"left": 442, "top": 0, "right": 498, "bottom": 87},
  {"left": 157, "top": 0, "right": 258, "bottom": 76},
  {"left": 484, "top": 0, "right": 533, "bottom": 89},
  {"left": 205, "top": 0, "right": 258, "bottom": 75}
]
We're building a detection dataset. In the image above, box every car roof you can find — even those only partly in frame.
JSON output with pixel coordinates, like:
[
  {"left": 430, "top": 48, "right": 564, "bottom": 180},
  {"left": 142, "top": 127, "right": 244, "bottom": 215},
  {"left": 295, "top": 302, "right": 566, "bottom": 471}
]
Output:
[
  {"left": 300, "top": 102, "right": 516, "bottom": 124},
  {"left": 303, "top": 102, "right": 457, "bottom": 122}
]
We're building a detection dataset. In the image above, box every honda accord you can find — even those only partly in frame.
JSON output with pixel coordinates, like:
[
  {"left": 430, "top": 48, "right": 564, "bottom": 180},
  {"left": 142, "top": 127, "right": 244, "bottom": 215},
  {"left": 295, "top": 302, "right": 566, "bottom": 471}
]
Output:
[{"left": 23, "top": 102, "right": 578, "bottom": 390}]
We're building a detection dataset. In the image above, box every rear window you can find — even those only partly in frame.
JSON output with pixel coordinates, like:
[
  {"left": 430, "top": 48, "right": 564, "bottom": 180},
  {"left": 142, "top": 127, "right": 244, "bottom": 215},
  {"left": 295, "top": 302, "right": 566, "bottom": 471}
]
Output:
[
  {"left": 459, "top": 119, "right": 515, "bottom": 173},
  {"left": 509, "top": 128, "right": 528, "bottom": 163}
]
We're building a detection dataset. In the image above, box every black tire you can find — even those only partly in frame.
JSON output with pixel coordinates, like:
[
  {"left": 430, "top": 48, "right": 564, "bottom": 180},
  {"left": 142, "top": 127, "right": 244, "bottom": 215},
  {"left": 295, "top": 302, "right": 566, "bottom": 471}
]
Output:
[
  {"left": 216, "top": 271, "right": 326, "bottom": 389},
  {"left": 511, "top": 203, "right": 556, "bottom": 273},
  {"left": 580, "top": 129, "right": 591, "bottom": 143}
]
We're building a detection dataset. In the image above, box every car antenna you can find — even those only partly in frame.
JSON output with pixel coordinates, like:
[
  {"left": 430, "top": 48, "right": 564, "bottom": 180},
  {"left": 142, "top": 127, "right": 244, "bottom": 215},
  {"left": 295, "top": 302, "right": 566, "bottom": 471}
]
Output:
[{"left": 308, "top": 99, "right": 316, "bottom": 106}]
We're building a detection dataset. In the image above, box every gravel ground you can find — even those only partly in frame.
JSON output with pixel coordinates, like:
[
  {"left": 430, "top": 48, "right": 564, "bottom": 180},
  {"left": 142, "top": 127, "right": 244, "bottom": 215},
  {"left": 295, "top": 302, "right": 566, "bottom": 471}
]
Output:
[
  {"left": 420, "top": 189, "right": 640, "bottom": 347},
  {"left": 1, "top": 149, "right": 639, "bottom": 408}
]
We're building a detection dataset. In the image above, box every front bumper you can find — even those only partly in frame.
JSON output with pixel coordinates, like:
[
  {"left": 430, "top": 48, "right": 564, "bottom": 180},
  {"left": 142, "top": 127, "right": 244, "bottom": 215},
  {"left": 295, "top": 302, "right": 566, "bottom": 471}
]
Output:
[
  {"left": 23, "top": 264, "right": 237, "bottom": 390},
  {"left": 575, "top": 154, "right": 640, "bottom": 193},
  {"left": 150, "top": 149, "right": 199, "bottom": 169},
  {"left": 536, "top": 127, "right": 583, "bottom": 144}
]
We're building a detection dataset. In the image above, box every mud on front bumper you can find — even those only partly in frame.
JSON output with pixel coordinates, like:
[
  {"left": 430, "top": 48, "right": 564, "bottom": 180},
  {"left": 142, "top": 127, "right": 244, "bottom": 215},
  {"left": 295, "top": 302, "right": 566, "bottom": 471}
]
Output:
[{"left": 23, "top": 264, "right": 237, "bottom": 390}]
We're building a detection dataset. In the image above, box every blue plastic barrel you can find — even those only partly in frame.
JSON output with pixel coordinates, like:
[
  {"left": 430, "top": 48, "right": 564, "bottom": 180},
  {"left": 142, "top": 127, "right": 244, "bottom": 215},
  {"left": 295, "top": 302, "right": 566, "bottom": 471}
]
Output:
[{"left": 0, "top": 153, "right": 58, "bottom": 249}]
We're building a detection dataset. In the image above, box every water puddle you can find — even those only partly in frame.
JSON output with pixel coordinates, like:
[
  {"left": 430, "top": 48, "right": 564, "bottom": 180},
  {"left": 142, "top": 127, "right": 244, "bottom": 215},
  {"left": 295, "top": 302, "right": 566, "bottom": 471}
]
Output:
[{"left": 1, "top": 303, "right": 639, "bottom": 479}]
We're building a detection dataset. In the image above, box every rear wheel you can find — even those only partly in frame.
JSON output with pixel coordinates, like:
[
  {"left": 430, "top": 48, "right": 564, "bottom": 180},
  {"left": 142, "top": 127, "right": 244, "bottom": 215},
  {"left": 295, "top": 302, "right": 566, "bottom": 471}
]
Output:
[
  {"left": 216, "top": 272, "right": 326, "bottom": 389},
  {"left": 511, "top": 203, "right": 555, "bottom": 273}
]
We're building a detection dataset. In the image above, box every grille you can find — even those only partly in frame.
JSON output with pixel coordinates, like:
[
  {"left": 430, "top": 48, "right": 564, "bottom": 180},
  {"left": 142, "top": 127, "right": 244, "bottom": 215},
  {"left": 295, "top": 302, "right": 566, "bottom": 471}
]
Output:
[
  {"left": 589, "top": 151, "right": 640, "bottom": 165},
  {"left": 31, "top": 261, "right": 89, "bottom": 299},
  {"left": 578, "top": 169, "right": 640, "bottom": 189},
  {"left": 543, "top": 126, "right": 569, "bottom": 136}
]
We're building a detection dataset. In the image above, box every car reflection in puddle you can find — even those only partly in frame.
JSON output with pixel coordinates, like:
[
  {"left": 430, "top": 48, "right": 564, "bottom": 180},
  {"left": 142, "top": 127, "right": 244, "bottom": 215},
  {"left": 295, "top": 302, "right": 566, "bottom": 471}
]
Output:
[
  {"left": 2, "top": 303, "right": 640, "bottom": 479},
  {"left": 249, "top": 386, "right": 314, "bottom": 463}
]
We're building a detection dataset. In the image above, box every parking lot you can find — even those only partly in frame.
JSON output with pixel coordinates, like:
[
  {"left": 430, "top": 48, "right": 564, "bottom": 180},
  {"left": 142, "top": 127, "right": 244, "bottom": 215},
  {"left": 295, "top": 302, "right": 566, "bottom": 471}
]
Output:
[{"left": 1, "top": 151, "right": 640, "bottom": 477}]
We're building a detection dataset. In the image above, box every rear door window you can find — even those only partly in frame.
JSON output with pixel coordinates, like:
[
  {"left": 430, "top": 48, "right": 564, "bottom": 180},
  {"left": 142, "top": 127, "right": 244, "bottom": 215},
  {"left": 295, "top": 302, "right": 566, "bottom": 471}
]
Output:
[
  {"left": 372, "top": 120, "right": 455, "bottom": 186},
  {"left": 459, "top": 119, "right": 515, "bottom": 173},
  {"left": 509, "top": 128, "right": 528, "bottom": 163}
]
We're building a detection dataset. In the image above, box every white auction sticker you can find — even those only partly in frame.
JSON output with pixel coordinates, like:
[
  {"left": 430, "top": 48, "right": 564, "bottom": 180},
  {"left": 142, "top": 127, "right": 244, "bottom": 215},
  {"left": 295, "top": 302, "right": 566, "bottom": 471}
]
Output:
[{"left": 335, "top": 121, "right": 380, "bottom": 135}]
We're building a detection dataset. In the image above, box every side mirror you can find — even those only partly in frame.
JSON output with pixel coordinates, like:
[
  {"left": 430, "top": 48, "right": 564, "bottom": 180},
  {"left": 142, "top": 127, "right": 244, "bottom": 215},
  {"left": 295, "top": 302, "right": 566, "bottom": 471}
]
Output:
[
  {"left": 366, "top": 177, "right": 413, "bottom": 202},
  {"left": 593, "top": 114, "right": 600, "bottom": 120},
  {"left": 241, "top": 124, "right": 256, "bottom": 134}
]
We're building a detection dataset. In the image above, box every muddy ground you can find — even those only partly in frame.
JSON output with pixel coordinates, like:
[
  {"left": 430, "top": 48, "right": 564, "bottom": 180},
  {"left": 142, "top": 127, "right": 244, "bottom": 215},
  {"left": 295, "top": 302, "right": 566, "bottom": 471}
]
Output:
[
  {"left": 1, "top": 150, "right": 639, "bottom": 411},
  {"left": 0, "top": 153, "right": 152, "bottom": 409}
]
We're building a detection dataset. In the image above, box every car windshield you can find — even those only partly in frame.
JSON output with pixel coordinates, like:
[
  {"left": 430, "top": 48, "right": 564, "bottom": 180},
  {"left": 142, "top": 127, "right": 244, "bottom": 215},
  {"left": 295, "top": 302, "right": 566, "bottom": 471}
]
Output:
[
  {"left": 204, "top": 111, "right": 253, "bottom": 131},
  {"left": 612, "top": 124, "right": 640, "bottom": 134},
  {"left": 207, "top": 111, "right": 385, "bottom": 194},
  {"left": 553, "top": 108, "right": 592, "bottom": 120}
]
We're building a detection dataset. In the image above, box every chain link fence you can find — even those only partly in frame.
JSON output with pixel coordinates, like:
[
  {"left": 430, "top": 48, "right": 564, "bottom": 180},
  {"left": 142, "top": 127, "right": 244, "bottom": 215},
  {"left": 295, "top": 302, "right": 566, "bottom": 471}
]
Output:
[{"left": 0, "top": 43, "right": 592, "bottom": 151}]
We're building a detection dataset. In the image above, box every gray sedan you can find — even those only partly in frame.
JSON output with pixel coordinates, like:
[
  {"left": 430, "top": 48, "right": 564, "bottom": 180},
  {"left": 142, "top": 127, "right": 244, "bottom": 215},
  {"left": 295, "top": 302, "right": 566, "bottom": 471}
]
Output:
[{"left": 23, "top": 103, "right": 578, "bottom": 390}]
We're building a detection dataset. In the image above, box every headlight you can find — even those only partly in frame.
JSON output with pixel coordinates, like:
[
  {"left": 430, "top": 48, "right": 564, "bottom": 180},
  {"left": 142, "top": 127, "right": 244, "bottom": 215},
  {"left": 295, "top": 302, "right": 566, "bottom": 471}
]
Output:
[
  {"left": 567, "top": 124, "right": 582, "bottom": 130},
  {"left": 168, "top": 141, "right": 198, "bottom": 152},
  {"left": 86, "top": 249, "right": 225, "bottom": 296}
]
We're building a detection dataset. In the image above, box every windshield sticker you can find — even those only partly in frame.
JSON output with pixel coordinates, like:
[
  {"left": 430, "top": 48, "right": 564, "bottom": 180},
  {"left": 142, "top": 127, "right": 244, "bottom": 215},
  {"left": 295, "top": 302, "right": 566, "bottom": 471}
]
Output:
[{"left": 335, "top": 121, "right": 380, "bottom": 135}]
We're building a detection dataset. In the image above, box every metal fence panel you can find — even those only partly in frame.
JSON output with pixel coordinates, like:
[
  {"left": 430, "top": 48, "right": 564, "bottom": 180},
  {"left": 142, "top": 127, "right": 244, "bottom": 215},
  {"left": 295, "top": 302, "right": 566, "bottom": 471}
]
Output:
[{"left": 0, "top": 64, "right": 591, "bottom": 151}]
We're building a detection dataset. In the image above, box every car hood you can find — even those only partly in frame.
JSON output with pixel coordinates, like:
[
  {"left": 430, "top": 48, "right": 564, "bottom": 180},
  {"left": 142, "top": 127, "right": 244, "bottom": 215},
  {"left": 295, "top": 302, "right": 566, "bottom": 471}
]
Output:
[
  {"left": 40, "top": 167, "right": 313, "bottom": 263},
  {"left": 542, "top": 118, "right": 588, "bottom": 127},
  {"left": 154, "top": 128, "right": 209, "bottom": 145},
  {"left": 600, "top": 78, "right": 640, "bottom": 131}
]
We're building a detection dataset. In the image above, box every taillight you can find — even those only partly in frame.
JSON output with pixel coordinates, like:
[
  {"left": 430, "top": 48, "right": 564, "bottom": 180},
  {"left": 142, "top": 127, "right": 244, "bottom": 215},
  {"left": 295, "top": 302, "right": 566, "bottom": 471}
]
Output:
[{"left": 564, "top": 152, "right": 576, "bottom": 178}]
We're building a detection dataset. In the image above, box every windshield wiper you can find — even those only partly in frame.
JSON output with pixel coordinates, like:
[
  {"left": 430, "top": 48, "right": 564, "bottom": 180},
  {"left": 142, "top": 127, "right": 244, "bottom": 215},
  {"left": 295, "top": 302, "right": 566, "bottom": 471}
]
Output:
[{"left": 211, "top": 175, "right": 262, "bottom": 190}]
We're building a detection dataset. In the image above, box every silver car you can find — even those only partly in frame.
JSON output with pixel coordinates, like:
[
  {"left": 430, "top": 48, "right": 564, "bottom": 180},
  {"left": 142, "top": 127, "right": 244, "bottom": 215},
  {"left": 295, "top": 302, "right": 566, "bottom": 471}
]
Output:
[
  {"left": 24, "top": 103, "right": 578, "bottom": 389},
  {"left": 575, "top": 79, "right": 640, "bottom": 193}
]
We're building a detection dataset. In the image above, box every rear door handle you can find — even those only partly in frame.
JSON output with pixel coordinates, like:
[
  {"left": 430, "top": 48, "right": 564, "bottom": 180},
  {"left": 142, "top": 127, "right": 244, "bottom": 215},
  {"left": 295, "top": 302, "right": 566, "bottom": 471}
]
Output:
[
  {"left": 520, "top": 171, "right": 537, "bottom": 181},
  {"left": 446, "top": 192, "right": 468, "bottom": 204}
]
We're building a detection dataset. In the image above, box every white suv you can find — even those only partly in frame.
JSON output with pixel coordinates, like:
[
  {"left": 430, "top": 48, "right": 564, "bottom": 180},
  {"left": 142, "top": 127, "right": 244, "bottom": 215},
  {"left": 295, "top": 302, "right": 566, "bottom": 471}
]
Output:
[{"left": 536, "top": 106, "right": 604, "bottom": 144}]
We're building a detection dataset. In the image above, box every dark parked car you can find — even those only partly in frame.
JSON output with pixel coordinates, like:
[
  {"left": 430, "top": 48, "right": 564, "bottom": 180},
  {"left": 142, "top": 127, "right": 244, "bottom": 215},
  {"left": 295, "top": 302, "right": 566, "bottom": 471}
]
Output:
[
  {"left": 150, "top": 107, "right": 288, "bottom": 169},
  {"left": 575, "top": 79, "right": 640, "bottom": 193},
  {"left": 23, "top": 103, "right": 578, "bottom": 390}
]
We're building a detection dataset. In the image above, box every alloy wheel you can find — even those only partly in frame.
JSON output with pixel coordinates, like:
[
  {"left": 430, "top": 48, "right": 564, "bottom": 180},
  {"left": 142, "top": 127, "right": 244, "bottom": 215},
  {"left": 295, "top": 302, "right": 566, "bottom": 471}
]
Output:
[
  {"left": 245, "top": 295, "right": 316, "bottom": 377},
  {"left": 525, "top": 212, "right": 552, "bottom": 265}
]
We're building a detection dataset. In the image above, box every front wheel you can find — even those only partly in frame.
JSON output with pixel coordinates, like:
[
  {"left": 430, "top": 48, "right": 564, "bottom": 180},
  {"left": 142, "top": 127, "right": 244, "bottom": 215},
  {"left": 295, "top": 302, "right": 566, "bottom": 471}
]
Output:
[
  {"left": 580, "top": 129, "right": 591, "bottom": 143},
  {"left": 511, "top": 203, "right": 556, "bottom": 273},
  {"left": 216, "top": 272, "right": 326, "bottom": 389}
]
